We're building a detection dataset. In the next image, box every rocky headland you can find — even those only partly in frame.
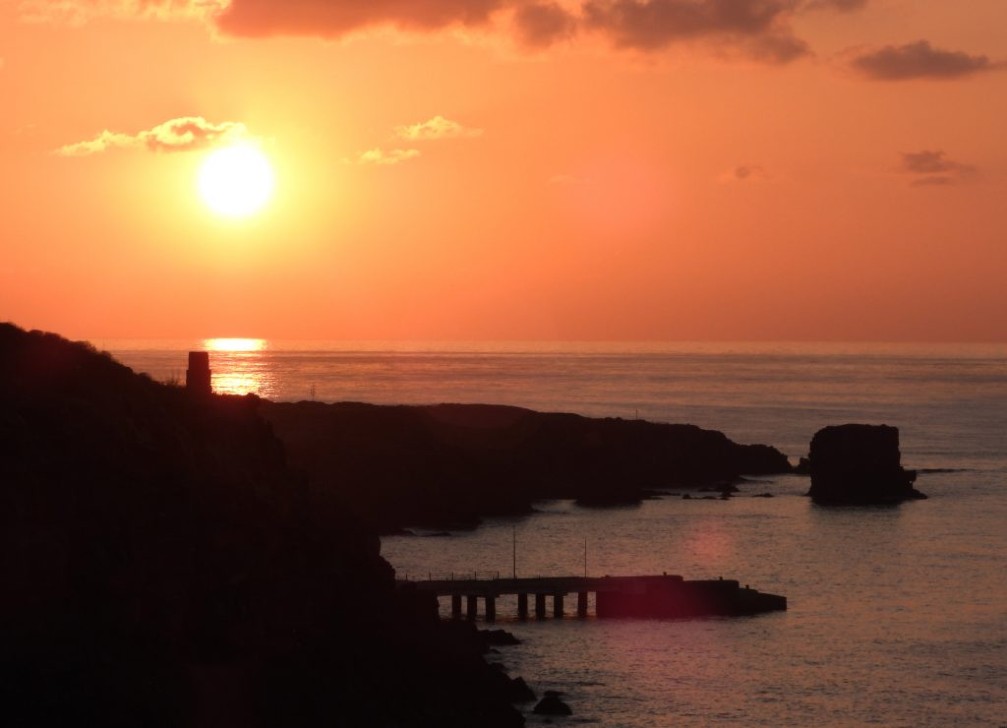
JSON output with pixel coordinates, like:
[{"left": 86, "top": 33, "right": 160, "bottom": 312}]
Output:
[
  {"left": 0, "top": 324, "right": 524, "bottom": 727},
  {"left": 258, "top": 400, "right": 792, "bottom": 533}
]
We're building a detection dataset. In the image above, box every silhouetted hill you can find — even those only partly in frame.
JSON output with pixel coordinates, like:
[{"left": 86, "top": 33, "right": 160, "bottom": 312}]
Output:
[
  {"left": 0, "top": 324, "right": 523, "bottom": 728},
  {"left": 259, "top": 400, "right": 792, "bottom": 533}
]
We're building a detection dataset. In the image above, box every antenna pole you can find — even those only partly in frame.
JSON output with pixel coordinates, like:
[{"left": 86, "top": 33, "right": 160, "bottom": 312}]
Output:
[{"left": 512, "top": 526, "right": 517, "bottom": 579}]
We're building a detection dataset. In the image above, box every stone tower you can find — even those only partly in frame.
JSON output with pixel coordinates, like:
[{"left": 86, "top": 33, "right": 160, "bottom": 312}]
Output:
[{"left": 185, "top": 351, "right": 212, "bottom": 395}]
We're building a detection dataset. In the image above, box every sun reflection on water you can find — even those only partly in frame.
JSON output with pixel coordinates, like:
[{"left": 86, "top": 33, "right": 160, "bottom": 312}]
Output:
[
  {"left": 203, "top": 338, "right": 266, "bottom": 353},
  {"left": 202, "top": 338, "right": 272, "bottom": 397}
]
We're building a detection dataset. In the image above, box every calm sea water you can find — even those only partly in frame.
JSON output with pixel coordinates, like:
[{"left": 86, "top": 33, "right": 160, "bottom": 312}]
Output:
[{"left": 106, "top": 341, "right": 1007, "bottom": 727}]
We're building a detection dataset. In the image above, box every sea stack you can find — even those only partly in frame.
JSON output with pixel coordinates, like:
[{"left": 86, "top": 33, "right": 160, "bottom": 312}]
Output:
[{"left": 807, "top": 424, "right": 927, "bottom": 504}]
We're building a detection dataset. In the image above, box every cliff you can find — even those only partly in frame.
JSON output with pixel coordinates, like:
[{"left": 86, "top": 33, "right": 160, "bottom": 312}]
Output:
[
  {"left": 0, "top": 324, "right": 523, "bottom": 728},
  {"left": 259, "top": 400, "right": 792, "bottom": 532}
]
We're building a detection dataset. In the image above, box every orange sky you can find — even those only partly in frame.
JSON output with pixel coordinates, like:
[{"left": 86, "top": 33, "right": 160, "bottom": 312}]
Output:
[{"left": 1, "top": 0, "right": 1005, "bottom": 342}]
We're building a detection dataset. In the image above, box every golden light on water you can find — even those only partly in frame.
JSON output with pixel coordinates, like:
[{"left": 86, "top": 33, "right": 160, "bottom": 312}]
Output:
[
  {"left": 201, "top": 338, "right": 271, "bottom": 396},
  {"left": 212, "top": 370, "right": 266, "bottom": 397},
  {"left": 204, "top": 338, "right": 266, "bottom": 352}
]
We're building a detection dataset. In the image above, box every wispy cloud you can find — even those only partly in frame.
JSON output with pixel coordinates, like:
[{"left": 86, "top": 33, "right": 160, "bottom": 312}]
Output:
[
  {"left": 850, "top": 40, "right": 998, "bottom": 81},
  {"left": 354, "top": 147, "right": 422, "bottom": 166},
  {"left": 720, "top": 164, "right": 769, "bottom": 183},
  {"left": 900, "top": 150, "right": 976, "bottom": 187},
  {"left": 19, "top": 0, "right": 215, "bottom": 25},
  {"left": 56, "top": 116, "right": 246, "bottom": 156},
  {"left": 394, "top": 116, "right": 483, "bottom": 141}
]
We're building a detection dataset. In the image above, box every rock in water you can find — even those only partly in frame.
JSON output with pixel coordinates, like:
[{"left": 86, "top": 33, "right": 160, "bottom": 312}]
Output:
[
  {"left": 533, "top": 691, "right": 573, "bottom": 716},
  {"left": 807, "top": 424, "right": 927, "bottom": 504}
]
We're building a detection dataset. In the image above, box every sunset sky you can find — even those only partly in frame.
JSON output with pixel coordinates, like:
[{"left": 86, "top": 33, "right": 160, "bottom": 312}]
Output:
[{"left": 2, "top": 0, "right": 1004, "bottom": 342}]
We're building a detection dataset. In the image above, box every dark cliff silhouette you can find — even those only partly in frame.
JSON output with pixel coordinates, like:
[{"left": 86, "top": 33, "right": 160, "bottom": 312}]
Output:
[
  {"left": 259, "top": 400, "right": 792, "bottom": 533},
  {"left": 806, "top": 423, "right": 927, "bottom": 504},
  {"left": 0, "top": 324, "right": 524, "bottom": 728}
]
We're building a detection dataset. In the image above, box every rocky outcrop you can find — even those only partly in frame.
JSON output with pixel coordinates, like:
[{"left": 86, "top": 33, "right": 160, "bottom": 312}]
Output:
[
  {"left": 0, "top": 324, "right": 524, "bottom": 728},
  {"left": 259, "top": 401, "right": 793, "bottom": 532},
  {"left": 533, "top": 691, "right": 573, "bottom": 715},
  {"left": 807, "top": 424, "right": 927, "bottom": 504}
]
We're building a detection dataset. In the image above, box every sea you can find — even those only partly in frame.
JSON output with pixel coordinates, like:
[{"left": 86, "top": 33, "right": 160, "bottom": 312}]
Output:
[{"left": 104, "top": 340, "right": 1007, "bottom": 727}]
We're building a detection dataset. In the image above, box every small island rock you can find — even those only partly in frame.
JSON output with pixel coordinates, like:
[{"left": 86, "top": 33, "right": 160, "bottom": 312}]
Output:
[
  {"left": 807, "top": 424, "right": 927, "bottom": 504},
  {"left": 533, "top": 691, "right": 573, "bottom": 716}
]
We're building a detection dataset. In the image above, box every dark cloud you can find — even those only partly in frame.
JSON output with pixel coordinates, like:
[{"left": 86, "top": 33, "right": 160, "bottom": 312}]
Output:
[
  {"left": 582, "top": 0, "right": 799, "bottom": 52},
  {"left": 57, "top": 116, "right": 246, "bottom": 156},
  {"left": 851, "top": 40, "right": 996, "bottom": 80},
  {"left": 36, "top": 0, "right": 868, "bottom": 64},
  {"left": 513, "top": 2, "right": 579, "bottom": 48},
  {"left": 900, "top": 150, "right": 976, "bottom": 187},
  {"left": 213, "top": 0, "right": 507, "bottom": 38},
  {"left": 211, "top": 0, "right": 822, "bottom": 63}
]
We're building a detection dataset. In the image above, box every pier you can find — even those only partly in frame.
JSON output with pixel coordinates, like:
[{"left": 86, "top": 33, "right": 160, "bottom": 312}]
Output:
[{"left": 399, "top": 574, "right": 786, "bottom": 622}]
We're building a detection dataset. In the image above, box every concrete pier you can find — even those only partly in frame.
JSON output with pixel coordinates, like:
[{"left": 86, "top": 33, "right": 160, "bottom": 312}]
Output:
[{"left": 398, "top": 574, "right": 787, "bottom": 621}]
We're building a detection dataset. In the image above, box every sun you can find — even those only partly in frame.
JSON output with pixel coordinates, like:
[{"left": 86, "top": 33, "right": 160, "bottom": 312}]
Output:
[{"left": 198, "top": 144, "right": 275, "bottom": 218}]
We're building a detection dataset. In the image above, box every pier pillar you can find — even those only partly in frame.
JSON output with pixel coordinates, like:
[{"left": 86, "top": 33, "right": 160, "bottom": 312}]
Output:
[
  {"left": 535, "top": 593, "right": 547, "bottom": 619},
  {"left": 451, "top": 594, "right": 462, "bottom": 620},
  {"left": 485, "top": 596, "right": 496, "bottom": 623},
  {"left": 553, "top": 594, "right": 565, "bottom": 619},
  {"left": 466, "top": 595, "right": 478, "bottom": 621},
  {"left": 517, "top": 593, "right": 529, "bottom": 621},
  {"left": 577, "top": 591, "right": 589, "bottom": 618}
]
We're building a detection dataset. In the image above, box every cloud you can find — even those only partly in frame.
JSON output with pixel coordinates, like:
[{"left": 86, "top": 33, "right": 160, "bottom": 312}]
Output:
[
  {"left": 394, "top": 116, "right": 483, "bottom": 141},
  {"left": 213, "top": 0, "right": 507, "bottom": 39},
  {"left": 580, "top": 0, "right": 810, "bottom": 62},
  {"left": 513, "top": 2, "right": 579, "bottom": 48},
  {"left": 354, "top": 147, "right": 422, "bottom": 165},
  {"left": 803, "top": 0, "right": 867, "bottom": 11},
  {"left": 900, "top": 150, "right": 975, "bottom": 187},
  {"left": 57, "top": 116, "right": 247, "bottom": 156},
  {"left": 850, "top": 40, "right": 997, "bottom": 81},
  {"left": 30, "top": 0, "right": 869, "bottom": 64},
  {"left": 720, "top": 164, "right": 769, "bottom": 183},
  {"left": 18, "top": 0, "right": 213, "bottom": 25}
]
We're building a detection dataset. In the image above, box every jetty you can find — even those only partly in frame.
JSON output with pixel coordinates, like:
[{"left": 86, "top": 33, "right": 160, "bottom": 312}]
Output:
[{"left": 399, "top": 574, "right": 787, "bottom": 621}]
